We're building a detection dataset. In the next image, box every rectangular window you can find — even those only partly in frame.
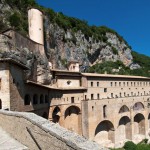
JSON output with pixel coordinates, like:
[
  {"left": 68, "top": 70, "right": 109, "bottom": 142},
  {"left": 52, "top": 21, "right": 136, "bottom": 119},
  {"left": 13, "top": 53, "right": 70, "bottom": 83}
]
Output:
[
  {"left": 97, "top": 94, "right": 100, "bottom": 99},
  {"left": 124, "top": 92, "right": 126, "bottom": 96},
  {"left": 91, "top": 82, "right": 93, "bottom": 87},
  {"left": 91, "top": 94, "right": 94, "bottom": 100},
  {"left": 119, "top": 82, "right": 121, "bottom": 86},
  {"left": 97, "top": 82, "right": 99, "bottom": 87},
  {"left": 110, "top": 82, "right": 113, "bottom": 87},
  {"left": 71, "top": 97, "right": 74, "bottom": 103},
  {"left": 85, "top": 95, "right": 87, "bottom": 100},
  {"left": 120, "top": 93, "right": 122, "bottom": 97},
  {"left": 111, "top": 93, "right": 113, "bottom": 98},
  {"left": 104, "top": 88, "right": 107, "bottom": 92},
  {"left": 103, "top": 105, "right": 107, "bottom": 118}
]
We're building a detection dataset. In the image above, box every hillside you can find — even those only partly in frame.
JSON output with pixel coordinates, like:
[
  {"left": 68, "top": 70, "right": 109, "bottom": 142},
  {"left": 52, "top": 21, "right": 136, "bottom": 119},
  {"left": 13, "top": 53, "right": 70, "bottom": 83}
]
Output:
[{"left": 0, "top": 0, "right": 150, "bottom": 76}]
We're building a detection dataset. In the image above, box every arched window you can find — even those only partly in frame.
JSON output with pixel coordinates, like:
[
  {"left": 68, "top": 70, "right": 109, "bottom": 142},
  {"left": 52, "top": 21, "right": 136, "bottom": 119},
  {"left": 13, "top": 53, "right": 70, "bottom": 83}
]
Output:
[
  {"left": 40, "top": 94, "right": 44, "bottom": 104},
  {"left": 103, "top": 105, "right": 107, "bottom": 118},
  {"left": 53, "top": 107, "right": 61, "bottom": 123},
  {"left": 119, "top": 105, "right": 129, "bottom": 113},
  {"left": 33, "top": 94, "right": 38, "bottom": 105},
  {"left": 133, "top": 102, "right": 144, "bottom": 111},
  {"left": 45, "top": 95, "right": 48, "bottom": 103},
  {"left": 24, "top": 95, "right": 31, "bottom": 105}
]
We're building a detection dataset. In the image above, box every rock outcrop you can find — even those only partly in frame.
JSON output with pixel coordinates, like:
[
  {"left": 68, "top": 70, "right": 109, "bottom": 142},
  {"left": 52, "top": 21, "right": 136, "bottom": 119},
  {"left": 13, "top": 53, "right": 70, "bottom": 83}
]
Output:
[
  {"left": 0, "top": 30, "right": 52, "bottom": 84},
  {"left": 45, "top": 23, "right": 140, "bottom": 70}
]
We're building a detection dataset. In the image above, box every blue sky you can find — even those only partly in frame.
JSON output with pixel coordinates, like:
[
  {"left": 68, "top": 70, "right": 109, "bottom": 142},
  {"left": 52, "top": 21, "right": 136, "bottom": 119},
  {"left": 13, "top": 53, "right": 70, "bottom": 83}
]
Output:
[{"left": 36, "top": 0, "right": 150, "bottom": 56}]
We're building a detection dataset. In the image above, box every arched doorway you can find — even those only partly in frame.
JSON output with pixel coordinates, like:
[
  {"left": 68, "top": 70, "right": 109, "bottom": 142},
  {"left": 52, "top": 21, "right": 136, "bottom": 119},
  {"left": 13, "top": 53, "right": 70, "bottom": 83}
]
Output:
[
  {"left": 94, "top": 120, "right": 115, "bottom": 146},
  {"left": 52, "top": 107, "right": 61, "bottom": 123},
  {"left": 134, "top": 113, "right": 145, "bottom": 135},
  {"left": 64, "top": 106, "right": 80, "bottom": 134},
  {"left": 117, "top": 116, "right": 131, "bottom": 142}
]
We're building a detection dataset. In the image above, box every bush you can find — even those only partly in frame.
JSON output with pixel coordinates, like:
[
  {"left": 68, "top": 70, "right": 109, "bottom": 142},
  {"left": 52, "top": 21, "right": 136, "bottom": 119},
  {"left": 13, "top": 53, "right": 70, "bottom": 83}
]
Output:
[
  {"left": 123, "top": 141, "right": 136, "bottom": 150},
  {"left": 60, "top": 58, "right": 67, "bottom": 67},
  {"left": 9, "top": 11, "right": 22, "bottom": 28},
  {"left": 112, "top": 47, "right": 118, "bottom": 55}
]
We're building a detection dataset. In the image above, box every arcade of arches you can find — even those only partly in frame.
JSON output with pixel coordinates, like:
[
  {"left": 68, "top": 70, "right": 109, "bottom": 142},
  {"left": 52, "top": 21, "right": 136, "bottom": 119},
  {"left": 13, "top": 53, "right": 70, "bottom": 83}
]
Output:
[
  {"left": 49, "top": 100, "right": 150, "bottom": 148},
  {"left": 52, "top": 105, "right": 82, "bottom": 135}
]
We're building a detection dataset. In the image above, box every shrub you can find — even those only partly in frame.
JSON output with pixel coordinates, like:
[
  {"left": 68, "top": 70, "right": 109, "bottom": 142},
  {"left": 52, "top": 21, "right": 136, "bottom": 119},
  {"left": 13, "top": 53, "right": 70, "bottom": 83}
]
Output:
[
  {"left": 123, "top": 141, "right": 136, "bottom": 150},
  {"left": 112, "top": 47, "right": 118, "bottom": 55},
  {"left": 9, "top": 11, "right": 22, "bottom": 28},
  {"left": 60, "top": 58, "right": 67, "bottom": 67}
]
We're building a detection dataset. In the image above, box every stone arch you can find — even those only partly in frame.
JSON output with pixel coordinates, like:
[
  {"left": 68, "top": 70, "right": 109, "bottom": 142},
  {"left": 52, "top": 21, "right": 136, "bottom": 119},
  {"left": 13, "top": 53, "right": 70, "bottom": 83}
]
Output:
[
  {"left": 94, "top": 120, "right": 115, "bottom": 146},
  {"left": 64, "top": 106, "right": 81, "bottom": 134},
  {"left": 52, "top": 106, "right": 61, "bottom": 123},
  {"left": 119, "top": 105, "right": 129, "bottom": 113},
  {"left": 42, "top": 112, "right": 48, "bottom": 119},
  {"left": 24, "top": 94, "right": 31, "bottom": 105},
  {"left": 65, "top": 106, "right": 80, "bottom": 118},
  {"left": 134, "top": 113, "right": 145, "bottom": 135},
  {"left": 40, "top": 94, "right": 44, "bottom": 104},
  {"left": 117, "top": 116, "right": 132, "bottom": 142},
  {"left": 33, "top": 94, "right": 38, "bottom": 105},
  {"left": 133, "top": 102, "right": 144, "bottom": 111}
]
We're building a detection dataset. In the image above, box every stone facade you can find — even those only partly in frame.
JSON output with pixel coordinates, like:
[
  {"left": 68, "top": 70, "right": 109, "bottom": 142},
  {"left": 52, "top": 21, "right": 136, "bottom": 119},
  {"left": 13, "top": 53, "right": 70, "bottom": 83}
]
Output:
[
  {"left": 0, "top": 58, "right": 150, "bottom": 148},
  {"left": 50, "top": 71, "right": 150, "bottom": 148}
]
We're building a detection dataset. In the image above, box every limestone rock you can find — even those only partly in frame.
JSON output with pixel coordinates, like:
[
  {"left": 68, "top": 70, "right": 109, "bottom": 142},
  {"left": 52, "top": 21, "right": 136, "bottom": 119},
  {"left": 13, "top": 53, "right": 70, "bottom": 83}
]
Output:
[{"left": 45, "top": 22, "right": 136, "bottom": 70}]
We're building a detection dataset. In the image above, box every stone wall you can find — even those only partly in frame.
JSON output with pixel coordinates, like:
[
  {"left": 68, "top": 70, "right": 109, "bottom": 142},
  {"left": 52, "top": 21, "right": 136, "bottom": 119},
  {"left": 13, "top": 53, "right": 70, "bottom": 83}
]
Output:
[
  {"left": 0, "top": 110, "right": 103, "bottom": 150},
  {"left": 0, "top": 62, "right": 10, "bottom": 110}
]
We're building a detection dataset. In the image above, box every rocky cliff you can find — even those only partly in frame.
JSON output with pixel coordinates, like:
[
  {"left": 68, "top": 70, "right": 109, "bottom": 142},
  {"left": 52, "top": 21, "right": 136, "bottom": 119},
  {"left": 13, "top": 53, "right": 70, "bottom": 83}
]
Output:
[{"left": 45, "top": 23, "right": 138, "bottom": 70}]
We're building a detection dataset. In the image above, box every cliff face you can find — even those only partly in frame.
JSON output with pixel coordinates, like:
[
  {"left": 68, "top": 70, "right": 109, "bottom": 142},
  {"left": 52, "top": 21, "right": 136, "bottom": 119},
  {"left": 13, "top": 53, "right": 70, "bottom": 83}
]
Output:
[
  {"left": 0, "top": 0, "right": 141, "bottom": 76},
  {"left": 45, "top": 23, "right": 138, "bottom": 71}
]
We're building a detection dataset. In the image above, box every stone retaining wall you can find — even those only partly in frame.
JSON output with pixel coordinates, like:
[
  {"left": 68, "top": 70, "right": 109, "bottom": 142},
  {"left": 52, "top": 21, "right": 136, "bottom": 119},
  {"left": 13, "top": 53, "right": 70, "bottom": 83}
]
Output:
[{"left": 0, "top": 110, "right": 103, "bottom": 150}]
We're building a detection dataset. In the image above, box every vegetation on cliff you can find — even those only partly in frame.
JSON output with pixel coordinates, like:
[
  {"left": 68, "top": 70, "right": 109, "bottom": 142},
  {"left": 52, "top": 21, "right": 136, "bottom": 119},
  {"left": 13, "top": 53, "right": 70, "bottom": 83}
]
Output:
[{"left": 87, "top": 51, "right": 150, "bottom": 77}]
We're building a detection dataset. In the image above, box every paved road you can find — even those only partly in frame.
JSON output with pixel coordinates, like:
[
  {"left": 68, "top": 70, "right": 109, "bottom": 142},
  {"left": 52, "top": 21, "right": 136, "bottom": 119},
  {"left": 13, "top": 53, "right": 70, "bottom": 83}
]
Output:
[{"left": 0, "top": 127, "right": 28, "bottom": 150}]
